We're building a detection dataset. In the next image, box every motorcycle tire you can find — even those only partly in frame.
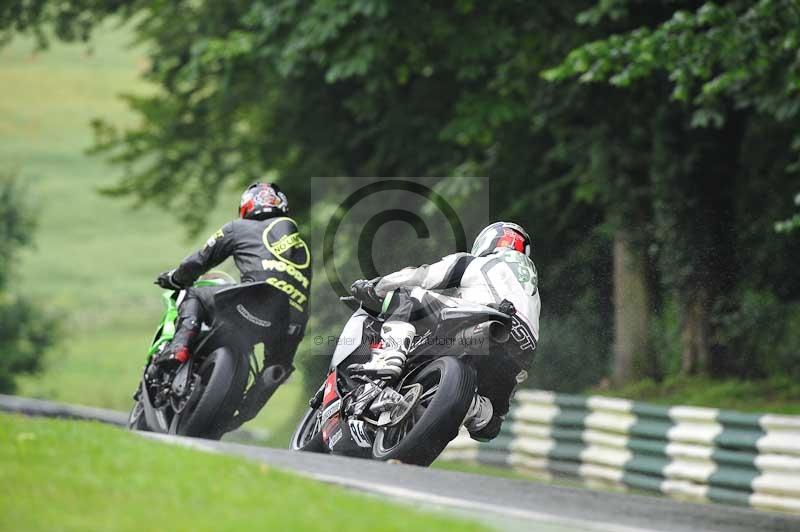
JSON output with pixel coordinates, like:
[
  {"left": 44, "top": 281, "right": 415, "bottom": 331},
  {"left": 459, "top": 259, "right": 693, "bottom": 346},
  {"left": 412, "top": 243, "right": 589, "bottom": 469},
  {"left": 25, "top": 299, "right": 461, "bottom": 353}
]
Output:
[
  {"left": 173, "top": 347, "right": 249, "bottom": 439},
  {"left": 290, "top": 405, "right": 328, "bottom": 453},
  {"left": 371, "top": 356, "right": 475, "bottom": 466},
  {"left": 128, "top": 395, "right": 150, "bottom": 431}
]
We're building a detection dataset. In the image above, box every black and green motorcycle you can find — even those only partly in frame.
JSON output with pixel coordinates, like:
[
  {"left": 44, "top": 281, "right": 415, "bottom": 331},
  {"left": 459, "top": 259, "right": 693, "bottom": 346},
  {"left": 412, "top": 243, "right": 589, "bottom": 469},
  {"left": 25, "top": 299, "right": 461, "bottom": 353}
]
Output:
[{"left": 128, "top": 271, "right": 292, "bottom": 439}]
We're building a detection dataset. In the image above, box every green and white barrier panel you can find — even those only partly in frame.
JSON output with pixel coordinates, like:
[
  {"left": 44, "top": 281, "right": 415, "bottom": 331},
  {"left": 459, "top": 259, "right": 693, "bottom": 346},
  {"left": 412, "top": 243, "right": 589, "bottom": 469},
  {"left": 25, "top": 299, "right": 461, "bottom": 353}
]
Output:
[{"left": 440, "top": 390, "right": 800, "bottom": 514}]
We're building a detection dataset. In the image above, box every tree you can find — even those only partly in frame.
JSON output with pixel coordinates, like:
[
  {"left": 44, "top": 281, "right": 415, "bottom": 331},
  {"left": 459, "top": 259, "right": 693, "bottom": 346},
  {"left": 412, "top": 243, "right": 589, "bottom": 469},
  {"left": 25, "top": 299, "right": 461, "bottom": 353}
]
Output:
[
  {"left": 545, "top": 0, "right": 800, "bottom": 377},
  {"left": 5, "top": 0, "right": 800, "bottom": 390},
  {"left": 0, "top": 172, "right": 58, "bottom": 392},
  {"left": 0, "top": 1, "right": 616, "bottom": 391}
]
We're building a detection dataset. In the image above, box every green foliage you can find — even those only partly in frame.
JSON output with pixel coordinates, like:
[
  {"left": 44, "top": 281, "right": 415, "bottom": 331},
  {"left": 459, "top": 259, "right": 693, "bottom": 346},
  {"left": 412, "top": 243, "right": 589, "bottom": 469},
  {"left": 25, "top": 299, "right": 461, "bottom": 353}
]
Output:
[
  {"left": 543, "top": 0, "right": 800, "bottom": 379},
  {"left": 5, "top": 1, "right": 800, "bottom": 395},
  {"left": 0, "top": 172, "right": 35, "bottom": 286},
  {"left": 597, "top": 375, "right": 800, "bottom": 415},
  {"left": 714, "top": 290, "right": 800, "bottom": 379},
  {"left": 0, "top": 296, "right": 57, "bottom": 393},
  {"left": 0, "top": 173, "right": 57, "bottom": 393},
  {"left": 547, "top": 1, "right": 800, "bottom": 104},
  {"left": 545, "top": 0, "right": 800, "bottom": 161},
  {"left": 648, "top": 297, "right": 682, "bottom": 379},
  {"left": 0, "top": 1, "right": 132, "bottom": 47},
  {"left": 775, "top": 193, "right": 800, "bottom": 234}
]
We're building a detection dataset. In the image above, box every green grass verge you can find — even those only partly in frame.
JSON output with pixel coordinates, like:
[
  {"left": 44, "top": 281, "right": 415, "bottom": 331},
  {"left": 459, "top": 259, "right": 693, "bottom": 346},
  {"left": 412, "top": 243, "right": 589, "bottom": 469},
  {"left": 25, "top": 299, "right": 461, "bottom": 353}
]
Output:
[
  {"left": 1, "top": 22, "right": 305, "bottom": 437},
  {"left": 0, "top": 413, "right": 485, "bottom": 532},
  {"left": 594, "top": 376, "right": 800, "bottom": 415}
]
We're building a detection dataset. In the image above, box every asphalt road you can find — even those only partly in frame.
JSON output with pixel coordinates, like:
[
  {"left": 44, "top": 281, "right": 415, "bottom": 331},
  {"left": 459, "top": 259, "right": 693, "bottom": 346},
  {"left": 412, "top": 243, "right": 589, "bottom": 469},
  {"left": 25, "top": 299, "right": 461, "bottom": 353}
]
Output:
[
  {"left": 3, "top": 394, "right": 800, "bottom": 532},
  {"left": 143, "top": 433, "right": 800, "bottom": 532}
]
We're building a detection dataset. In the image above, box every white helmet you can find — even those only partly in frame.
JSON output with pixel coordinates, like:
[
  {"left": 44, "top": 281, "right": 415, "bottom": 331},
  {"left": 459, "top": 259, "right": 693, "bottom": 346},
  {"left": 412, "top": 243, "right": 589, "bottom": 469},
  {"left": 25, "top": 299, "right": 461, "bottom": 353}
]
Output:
[{"left": 471, "top": 222, "right": 532, "bottom": 257}]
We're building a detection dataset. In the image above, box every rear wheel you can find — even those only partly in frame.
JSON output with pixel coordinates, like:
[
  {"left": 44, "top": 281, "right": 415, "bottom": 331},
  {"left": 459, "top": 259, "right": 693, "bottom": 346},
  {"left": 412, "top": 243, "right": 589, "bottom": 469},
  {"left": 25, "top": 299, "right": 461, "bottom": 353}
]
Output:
[
  {"left": 372, "top": 356, "right": 475, "bottom": 466},
  {"left": 173, "top": 347, "right": 249, "bottom": 439}
]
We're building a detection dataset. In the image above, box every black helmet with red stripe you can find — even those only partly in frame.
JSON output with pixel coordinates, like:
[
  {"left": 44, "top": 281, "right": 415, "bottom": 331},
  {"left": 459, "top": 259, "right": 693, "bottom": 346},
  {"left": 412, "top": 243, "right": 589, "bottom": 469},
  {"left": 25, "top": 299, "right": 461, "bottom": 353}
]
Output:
[
  {"left": 239, "top": 182, "right": 288, "bottom": 220},
  {"left": 471, "top": 222, "right": 532, "bottom": 258}
]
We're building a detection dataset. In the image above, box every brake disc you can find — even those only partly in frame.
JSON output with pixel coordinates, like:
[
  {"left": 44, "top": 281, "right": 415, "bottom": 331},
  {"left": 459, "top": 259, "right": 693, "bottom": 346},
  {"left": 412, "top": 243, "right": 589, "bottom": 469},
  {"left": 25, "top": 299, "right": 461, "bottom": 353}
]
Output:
[{"left": 386, "top": 383, "right": 423, "bottom": 426}]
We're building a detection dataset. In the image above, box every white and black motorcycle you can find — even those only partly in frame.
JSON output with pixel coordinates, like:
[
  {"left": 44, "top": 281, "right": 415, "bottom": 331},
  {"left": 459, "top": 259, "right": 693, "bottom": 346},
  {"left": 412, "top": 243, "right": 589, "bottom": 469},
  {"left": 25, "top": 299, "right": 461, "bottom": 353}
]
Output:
[{"left": 291, "top": 291, "right": 515, "bottom": 466}]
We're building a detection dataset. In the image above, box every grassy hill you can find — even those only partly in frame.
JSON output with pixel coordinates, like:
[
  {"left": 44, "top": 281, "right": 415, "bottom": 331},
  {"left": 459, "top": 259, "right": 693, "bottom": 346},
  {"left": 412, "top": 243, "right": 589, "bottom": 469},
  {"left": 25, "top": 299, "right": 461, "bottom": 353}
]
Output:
[
  {"left": 0, "top": 21, "right": 303, "bottom": 442},
  {"left": 0, "top": 413, "right": 485, "bottom": 531}
]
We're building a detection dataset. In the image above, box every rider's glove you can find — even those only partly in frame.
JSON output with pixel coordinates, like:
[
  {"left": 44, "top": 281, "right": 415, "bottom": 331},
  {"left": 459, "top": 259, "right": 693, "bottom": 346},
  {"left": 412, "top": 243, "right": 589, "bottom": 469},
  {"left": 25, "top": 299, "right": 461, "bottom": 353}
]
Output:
[
  {"left": 155, "top": 269, "right": 184, "bottom": 291},
  {"left": 350, "top": 279, "right": 382, "bottom": 308}
]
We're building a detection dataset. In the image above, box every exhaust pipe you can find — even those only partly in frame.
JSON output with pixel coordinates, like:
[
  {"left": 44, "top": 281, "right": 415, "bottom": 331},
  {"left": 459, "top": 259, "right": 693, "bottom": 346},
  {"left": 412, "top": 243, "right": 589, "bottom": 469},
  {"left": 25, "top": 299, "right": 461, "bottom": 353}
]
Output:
[
  {"left": 227, "top": 364, "right": 293, "bottom": 432},
  {"left": 486, "top": 320, "right": 511, "bottom": 343},
  {"left": 458, "top": 320, "right": 510, "bottom": 350}
]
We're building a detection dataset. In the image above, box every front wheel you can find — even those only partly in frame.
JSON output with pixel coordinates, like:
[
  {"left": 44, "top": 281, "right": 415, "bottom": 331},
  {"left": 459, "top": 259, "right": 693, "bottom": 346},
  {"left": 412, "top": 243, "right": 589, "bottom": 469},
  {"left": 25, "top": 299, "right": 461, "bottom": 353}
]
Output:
[
  {"left": 128, "top": 396, "right": 149, "bottom": 431},
  {"left": 372, "top": 356, "right": 475, "bottom": 466},
  {"left": 290, "top": 406, "right": 327, "bottom": 453}
]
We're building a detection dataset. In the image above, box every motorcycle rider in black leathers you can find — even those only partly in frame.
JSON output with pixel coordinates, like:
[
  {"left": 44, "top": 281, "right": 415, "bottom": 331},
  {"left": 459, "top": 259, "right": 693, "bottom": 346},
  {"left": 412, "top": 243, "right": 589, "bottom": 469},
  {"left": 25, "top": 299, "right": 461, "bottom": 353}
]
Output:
[
  {"left": 152, "top": 183, "right": 311, "bottom": 384},
  {"left": 349, "top": 222, "right": 540, "bottom": 442}
]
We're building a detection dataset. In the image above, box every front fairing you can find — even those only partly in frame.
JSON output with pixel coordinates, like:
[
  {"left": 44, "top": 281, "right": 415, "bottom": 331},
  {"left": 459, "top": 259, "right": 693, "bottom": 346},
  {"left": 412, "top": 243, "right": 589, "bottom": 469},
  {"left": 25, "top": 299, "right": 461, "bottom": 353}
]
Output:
[
  {"left": 146, "top": 291, "right": 179, "bottom": 360},
  {"left": 319, "top": 370, "right": 372, "bottom": 457},
  {"left": 329, "top": 308, "right": 371, "bottom": 370}
]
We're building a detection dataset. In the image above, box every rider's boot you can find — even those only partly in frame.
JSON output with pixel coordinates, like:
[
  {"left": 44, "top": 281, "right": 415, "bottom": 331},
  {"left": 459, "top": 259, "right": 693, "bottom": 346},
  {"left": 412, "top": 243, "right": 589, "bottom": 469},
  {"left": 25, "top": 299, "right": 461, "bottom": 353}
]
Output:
[
  {"left": 463, "top": 394, "right": 494, "bottom": 435},
  {"left": 348, "top": 321, "right": 416, "bottom": 380},
  {"left": 149, "top": 317, "right": 200, "bottom": 377}
]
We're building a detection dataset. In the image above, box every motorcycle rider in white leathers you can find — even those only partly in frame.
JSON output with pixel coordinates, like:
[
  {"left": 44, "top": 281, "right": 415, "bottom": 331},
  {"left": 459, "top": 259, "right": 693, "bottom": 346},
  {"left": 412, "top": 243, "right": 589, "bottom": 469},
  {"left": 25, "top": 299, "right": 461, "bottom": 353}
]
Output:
[{"left": 349, "top": 222, "right": 540, "bottom": 441}]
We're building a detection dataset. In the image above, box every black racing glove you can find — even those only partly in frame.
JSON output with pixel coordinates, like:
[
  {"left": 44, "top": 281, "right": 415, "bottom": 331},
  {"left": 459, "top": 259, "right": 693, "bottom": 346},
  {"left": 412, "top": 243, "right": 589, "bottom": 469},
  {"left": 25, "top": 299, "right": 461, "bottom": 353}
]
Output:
[
  {"left": 350, "top": 279, "right": 382, "bottom": 308},
  {"left": 155, "top": 270, "right": 184, "bottom": 291}
]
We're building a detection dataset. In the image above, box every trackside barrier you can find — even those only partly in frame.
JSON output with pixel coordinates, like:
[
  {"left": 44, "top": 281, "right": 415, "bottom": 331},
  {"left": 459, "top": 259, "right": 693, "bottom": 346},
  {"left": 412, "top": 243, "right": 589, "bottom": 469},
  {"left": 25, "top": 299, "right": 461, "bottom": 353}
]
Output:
[{"left": 440, "top": 390, "right": 800, "bottom": 514}]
